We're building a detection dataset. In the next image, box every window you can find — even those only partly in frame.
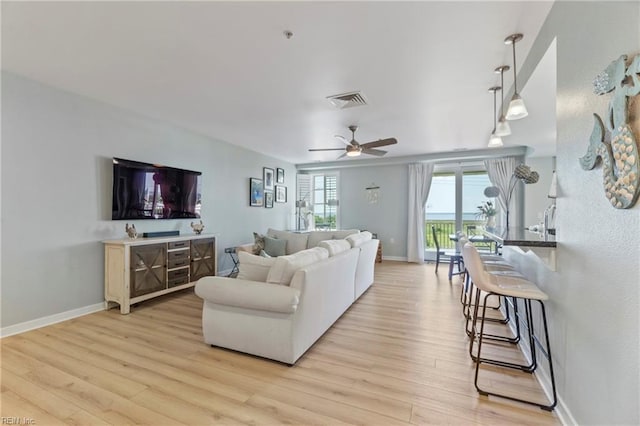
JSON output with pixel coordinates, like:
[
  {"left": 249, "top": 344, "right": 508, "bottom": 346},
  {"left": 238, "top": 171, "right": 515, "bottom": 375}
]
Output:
[
  {"left": 296, "top": 173, "right": 339, "bottom": 230},
  {"left": 425, "top": 167, "right": 493, "bottom": 253}
]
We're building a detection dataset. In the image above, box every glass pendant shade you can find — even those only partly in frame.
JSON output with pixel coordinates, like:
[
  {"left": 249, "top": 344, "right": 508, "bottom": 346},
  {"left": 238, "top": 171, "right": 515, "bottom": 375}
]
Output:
[
  {"left": 506, "top": 94, "right": 528, "bottom": 120},
  {"left": 495, "top": 116, "right": 511, "bottom": 136},
  {"left": 488, "top": 133, "right": 503, "bottom": 148}
]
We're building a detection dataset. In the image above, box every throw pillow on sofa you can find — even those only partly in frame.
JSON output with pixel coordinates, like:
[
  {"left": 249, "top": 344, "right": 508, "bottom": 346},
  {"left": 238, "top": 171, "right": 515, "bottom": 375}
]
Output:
[
  {"left": 252, "top": 232, "right": 266, "bottom": 255},
  {"left": 267, "top": 228, "right": 309, "bottom": 254},
  {"left": 346, "top": 231, "right": 373, "bottom": 248},
  {"left": 318, "top": 239, "right": 352, "bottom": 256},
  {"left": 237, "top": 251, "right": 277, "bottom": 282},
  {"left": 264, "top": 236, "right": 287, "bottom": 257},
  {"left": 266, "top": 247, "right": 329, "bottom": 286}
]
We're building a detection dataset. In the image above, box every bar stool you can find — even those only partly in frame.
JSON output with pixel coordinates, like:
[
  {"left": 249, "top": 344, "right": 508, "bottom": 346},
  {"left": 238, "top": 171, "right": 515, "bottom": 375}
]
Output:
[
  {"left": 458, "top": 236, "right": 522, "bottom": 340},
  {"left": 463, "top": 243, "right": 557, "bottom": 411}
]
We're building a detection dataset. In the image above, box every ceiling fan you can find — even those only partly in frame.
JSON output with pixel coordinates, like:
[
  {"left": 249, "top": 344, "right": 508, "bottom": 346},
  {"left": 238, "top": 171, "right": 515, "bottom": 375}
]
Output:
[{"left": 309, "top": 125, "right": 398, "bottom": 159}]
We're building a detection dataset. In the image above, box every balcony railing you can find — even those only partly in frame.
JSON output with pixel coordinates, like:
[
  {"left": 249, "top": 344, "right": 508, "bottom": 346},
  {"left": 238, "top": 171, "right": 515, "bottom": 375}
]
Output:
[{"left": 426, "top": 219, "right": 485, "bottom": 250}]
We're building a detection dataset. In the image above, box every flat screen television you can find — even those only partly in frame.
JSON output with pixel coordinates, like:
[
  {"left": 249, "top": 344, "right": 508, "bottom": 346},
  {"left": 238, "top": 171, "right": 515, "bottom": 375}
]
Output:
[{"left": 112, "top": 158, "right": 202, "bottom": 220}]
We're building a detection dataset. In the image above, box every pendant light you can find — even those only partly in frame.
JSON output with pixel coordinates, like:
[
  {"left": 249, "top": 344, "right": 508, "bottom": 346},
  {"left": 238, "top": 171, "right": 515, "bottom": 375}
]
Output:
[
  {"left": 494, "top": 65, "right": 512, "bottom": 136},
  {"left": 504, "top": 33, "right": 528, "bottom": 120},
  {"left": 488, "top": 86, "right": 503, "bottom": 147}
]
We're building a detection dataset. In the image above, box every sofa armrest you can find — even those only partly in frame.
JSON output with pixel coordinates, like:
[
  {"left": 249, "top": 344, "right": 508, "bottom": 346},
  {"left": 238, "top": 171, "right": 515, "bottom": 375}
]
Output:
[
  {"left": 195, "top": 276, "right": 300, "bottom": 314},
  {"left": 236, "top": 243, "right": 254, "bottom": 253}
]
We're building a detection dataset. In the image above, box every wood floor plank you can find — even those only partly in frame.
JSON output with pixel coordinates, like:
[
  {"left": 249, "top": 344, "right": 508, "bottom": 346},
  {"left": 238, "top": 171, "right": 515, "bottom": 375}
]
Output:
[{"left": 0, "top": 260, "right": 559, "bottom": 425}]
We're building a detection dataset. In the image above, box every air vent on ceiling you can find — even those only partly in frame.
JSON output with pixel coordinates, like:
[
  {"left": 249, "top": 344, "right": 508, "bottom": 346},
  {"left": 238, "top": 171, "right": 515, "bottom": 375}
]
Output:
[{"left": 326, "top": 91, "right": 368, "bottom": 109}]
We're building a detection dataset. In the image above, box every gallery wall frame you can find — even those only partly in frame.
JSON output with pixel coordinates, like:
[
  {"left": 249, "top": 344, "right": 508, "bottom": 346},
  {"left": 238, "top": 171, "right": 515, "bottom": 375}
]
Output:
[
  {"left": 264, "top": 167, "right": 275, "bottom": 191},
  {"left": 275, "top": 185, "right": 287, "bottom": 203},
  {"left": 250, "top": 177, "right": 264, "bottom": 207}
]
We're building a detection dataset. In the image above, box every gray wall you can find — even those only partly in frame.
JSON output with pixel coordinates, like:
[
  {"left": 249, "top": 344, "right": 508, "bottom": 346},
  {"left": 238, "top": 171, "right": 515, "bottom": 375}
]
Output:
[
  {"left": 320, "top": 165, "right": 409, "bottom": 259},
  {"left": 1, "top": 72, "right": 296, "bottom": 328},
  {"left": 517, "top": 2, "right": 639, "bottom": 424}
]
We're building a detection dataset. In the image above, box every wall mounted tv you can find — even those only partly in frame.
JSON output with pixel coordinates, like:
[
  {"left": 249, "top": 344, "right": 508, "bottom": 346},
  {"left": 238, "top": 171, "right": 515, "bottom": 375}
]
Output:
[{"left": 112, "top": 158, "right": 202, "bottom": 220}]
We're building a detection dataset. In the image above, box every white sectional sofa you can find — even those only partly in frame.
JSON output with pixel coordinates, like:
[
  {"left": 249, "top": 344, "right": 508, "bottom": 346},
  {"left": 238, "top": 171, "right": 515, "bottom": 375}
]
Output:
[{"left": 194, "top": 230, "right": 379, "bottom": 364}]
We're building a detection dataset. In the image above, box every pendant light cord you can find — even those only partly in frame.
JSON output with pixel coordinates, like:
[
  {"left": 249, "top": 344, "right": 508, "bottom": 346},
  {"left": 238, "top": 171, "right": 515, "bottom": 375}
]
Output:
[{"left": 511, "top": 42, "right": 518, "bottom": 96}]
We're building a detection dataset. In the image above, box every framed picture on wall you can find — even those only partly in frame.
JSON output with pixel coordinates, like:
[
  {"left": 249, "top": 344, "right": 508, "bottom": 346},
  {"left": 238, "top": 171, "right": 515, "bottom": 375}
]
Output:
[
  {"left": 276, "top": 168, "right": 285, "bottom": 184},
  {"left": 249, "top": 178, "right": 264, "bottom": 207},
  {"left": 275, "top": 185, "right": 287, "bottom": 203},
  {"left": 263, "top": 167, "right": 275, "bottom": 191},
  {"left": 265, "top": 191, "right": 274, "bottom": 208}
]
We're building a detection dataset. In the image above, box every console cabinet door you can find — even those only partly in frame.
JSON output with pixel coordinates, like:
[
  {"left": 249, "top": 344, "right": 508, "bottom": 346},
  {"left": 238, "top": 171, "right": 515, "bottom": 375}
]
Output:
[
  {"left": 191, "top": 238, "right": 216, "bottom": 282},
  {"left": 130, "top": 243, "right": 166, "bottom": 297}
]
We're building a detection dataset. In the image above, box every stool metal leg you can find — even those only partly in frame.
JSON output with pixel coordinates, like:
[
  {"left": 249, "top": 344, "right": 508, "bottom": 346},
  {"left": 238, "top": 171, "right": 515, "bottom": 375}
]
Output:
[{"left": 474, "top": 295, "right": 557, "bottom": 411}]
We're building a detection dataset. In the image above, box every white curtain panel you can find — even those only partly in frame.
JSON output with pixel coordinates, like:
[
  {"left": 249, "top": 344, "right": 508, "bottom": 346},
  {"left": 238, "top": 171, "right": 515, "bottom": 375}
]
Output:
[
  {"left": 407, "top": 162, "right": 435, "bottom": 263},
  {"left": 484, "top": 156, "right": 518, "bottom": 228}
]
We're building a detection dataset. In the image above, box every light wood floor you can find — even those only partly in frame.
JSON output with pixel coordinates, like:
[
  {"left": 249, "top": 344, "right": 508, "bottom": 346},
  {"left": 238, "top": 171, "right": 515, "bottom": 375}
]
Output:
[{"left": 1, "top": 261, "right": 559, "bottom": 425}]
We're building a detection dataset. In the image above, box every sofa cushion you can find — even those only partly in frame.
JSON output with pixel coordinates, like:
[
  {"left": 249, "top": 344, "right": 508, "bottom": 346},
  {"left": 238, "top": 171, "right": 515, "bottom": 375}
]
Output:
[
  {"left": 332, "top": 229, "right": 360, "bottom": 240},
  {"left": 264, "top": 235, "right": 287, "bottom": 257},
  {"left": 267, "top": 228, "right": 309, "bottom": 254},
  {"left": 237, "top": 251, "right": 277, "bottom": 282},
  {"left": 266, "top": 247, "right": 329, "bottom": 286},
  {"left": 318, "top": 239, "right": 352, "bottom": 257},
  {"left": 346, "top": 231, "right": 373, "bottom": 248},
  {"left": 307, "top": 231, "right": 333, "bottom": 249}
]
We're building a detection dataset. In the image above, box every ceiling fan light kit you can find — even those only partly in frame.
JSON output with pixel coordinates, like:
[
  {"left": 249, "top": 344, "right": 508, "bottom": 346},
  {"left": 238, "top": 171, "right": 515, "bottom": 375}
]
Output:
[
  {"left": 309, "top": 124, "right": 397, "bottom": 160},
  {"left": 504, "top": 33, "right": 529, "bottom": 120}
]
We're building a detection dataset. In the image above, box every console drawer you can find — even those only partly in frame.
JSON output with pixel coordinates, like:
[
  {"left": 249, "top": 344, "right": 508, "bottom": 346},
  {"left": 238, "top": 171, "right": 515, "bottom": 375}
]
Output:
[
  {"left": 168, "top": 276, "right": 190, "bottom": 288},
  {"left": 168, "top": 240, "right": 189, "bottom": 250},
  {"left": 168, "top": 267, "right": 189, "bottom": 282},
  {"left": 168, "top": 257, "right": 190, "bottom": 269},
  {"left": 168, "top": 249, "right": 189, "bottom": 260}
]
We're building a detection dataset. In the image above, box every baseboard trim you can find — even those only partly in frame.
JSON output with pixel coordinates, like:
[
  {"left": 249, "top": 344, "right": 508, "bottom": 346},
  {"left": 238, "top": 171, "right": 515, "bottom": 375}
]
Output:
[
  {"left": 381, "top": 256, "right": 408, "bottom": 262},
  {"left": 504, "top": 307, "right": 577, "bottom": 425},
  {"left": 1, "top": 302, "right": 105, "bottom": 338}
]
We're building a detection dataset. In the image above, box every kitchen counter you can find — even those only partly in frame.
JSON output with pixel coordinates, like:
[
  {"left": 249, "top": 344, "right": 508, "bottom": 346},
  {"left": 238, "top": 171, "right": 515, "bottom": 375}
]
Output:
[{"left": 482, "top": 227, "right": 556, "bottom": 248}]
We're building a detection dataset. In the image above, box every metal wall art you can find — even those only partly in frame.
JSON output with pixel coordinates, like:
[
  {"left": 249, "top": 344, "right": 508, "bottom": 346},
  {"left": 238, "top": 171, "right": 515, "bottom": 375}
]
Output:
[{"left": 580, "top": 54, "right": 640, "bottom": 209}]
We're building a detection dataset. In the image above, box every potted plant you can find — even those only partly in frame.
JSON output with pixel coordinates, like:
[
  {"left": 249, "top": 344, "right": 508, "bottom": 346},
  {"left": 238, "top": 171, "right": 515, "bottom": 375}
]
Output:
[{"left": 476, "top": 201, "right": 497, "bottom": 231}]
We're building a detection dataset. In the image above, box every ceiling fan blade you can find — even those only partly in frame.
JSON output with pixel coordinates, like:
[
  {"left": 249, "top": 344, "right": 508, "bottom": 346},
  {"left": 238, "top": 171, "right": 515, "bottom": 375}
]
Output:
[
  {"left": 334, "top": 135, "right": 350, "bottom": 145},
  {"left": 362, "top": 148, "right": 387, "bottom": 157},
  {"left": 308, "top": 148, "right": 346, "bottom": 152},
  {"left": 361, "top": 138, "right": 398, "bottom": 149},
  {"left": 336, "top": 152, "right": 348, "bottom": 160}
]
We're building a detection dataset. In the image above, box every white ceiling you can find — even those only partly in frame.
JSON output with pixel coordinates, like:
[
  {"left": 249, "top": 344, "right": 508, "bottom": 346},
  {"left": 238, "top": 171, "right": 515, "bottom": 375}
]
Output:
[{"left": 1, "top": 1, "right": 556, "bottom": 165}]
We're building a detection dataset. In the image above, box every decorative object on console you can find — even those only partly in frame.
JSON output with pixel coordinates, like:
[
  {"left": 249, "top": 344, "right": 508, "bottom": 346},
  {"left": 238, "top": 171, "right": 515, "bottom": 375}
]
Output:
[
  {"left": 263, "top": 167, "right": 275, "bottom": 191},
  {"left": 191, "top": 220, "right": 205, "bottom": 235},
  {"left": 249, "top": 178, "right": 264, "bottom": 207},
  {"left": 579, "top": 53, "right": 640, "bottom": 209},
  {"left": 142, "top": 230, "right": 180, "bottom": 238},
  {"left": 276, "top": 168, "right": 285, "bottom": 184},
  {"left": 265, "top": 191, "right": 274, "bottom": 208},
  {"left": 275, "top": 185, "right": 287, "bottom": 203},
  {"left": 125, "top": 223, "right": 138, "bottom": 239},
  {"left": 366, "top": 183, "right": 380, "bottom": 204}
]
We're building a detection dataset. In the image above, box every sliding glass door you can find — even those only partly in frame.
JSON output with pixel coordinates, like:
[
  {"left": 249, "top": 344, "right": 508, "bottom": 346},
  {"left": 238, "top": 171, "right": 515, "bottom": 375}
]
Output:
[{"left": 425, "top": 166, "right": 493, "bottom": 257}]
